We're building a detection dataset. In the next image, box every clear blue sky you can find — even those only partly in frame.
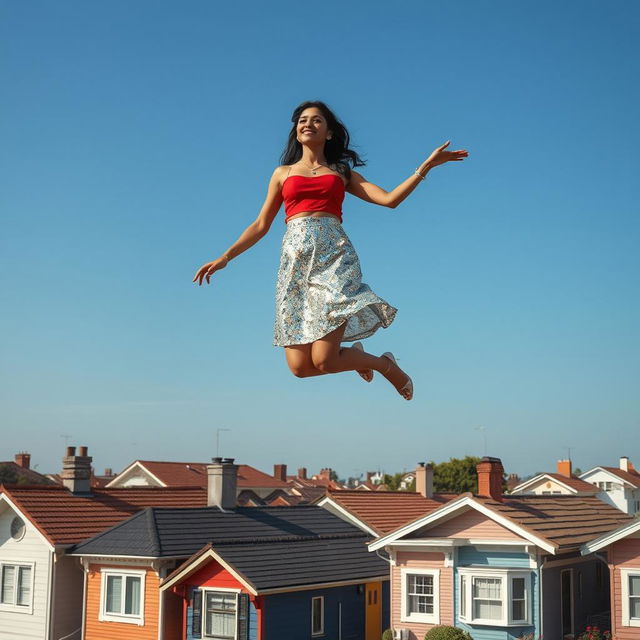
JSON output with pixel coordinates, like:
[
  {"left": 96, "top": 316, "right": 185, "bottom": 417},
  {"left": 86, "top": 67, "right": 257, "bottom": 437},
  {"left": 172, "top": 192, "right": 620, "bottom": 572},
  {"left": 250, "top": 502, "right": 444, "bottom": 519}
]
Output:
[{"left": 1, "top": 1, "right": 638, "bottom": 481}]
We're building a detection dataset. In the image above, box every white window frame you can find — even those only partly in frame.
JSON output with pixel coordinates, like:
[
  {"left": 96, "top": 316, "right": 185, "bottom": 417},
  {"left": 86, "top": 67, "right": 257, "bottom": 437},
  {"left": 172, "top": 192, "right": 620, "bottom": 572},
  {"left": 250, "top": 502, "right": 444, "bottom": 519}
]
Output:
[
  {"left": 457, "top": 568, "right": 532, "bottom": 627},
  {"left": 99, "top": 568, "right": 146, "bottom": 625},
  {"left": 0, "top": 561, "right": 35, "bottom": 614},
  {"left": 621, "top": 569, "right": 640, "bottom": 628},
  {"left": 201, "top": 586, "right": 241, "bottom": 639},
  {"left": 311, "top": 595, "right": 324, "bottom": 636},
  {"left": 400, "top": 567, "right": 440, "bottom": 625}
]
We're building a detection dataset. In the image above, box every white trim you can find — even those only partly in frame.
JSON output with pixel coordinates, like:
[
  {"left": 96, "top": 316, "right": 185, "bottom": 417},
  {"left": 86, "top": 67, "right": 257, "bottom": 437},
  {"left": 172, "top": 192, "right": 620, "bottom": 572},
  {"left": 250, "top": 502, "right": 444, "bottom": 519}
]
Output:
[
  {"left": 581, "top": 518, "right": 640, "bottom": 554},
  {"left": 0, "top": 560, "right": 36, "bottom": 614},
  {"left": 369, "top": 495, "right": 556, "bottom": 554},
  {"left": 510, "top": 474, "right": 579, "bottom": 495},
  {"left": 201, "top": 589, "right": 240, "bottom": 639},
  {"left": 316, "top": 497, "right": 380, "bottom": 537},
  {"left": 0, "top": 493, "right": 55, "bottom": 550},
  {"left": 311, "top": 595, "right": 324, "bottom": 636},
  {"left": 621, "top": 568, "right": 640, "bottom": 628},
  {"left": 457, "top": 567, "right": 532, "bottom": 627},
  {"left": 580, "top": 467, "right": 640, "bottom": 489},
  {"left": 400, "top": 567, "right": 440, "bottom": 625},
  {"left": 99, "top": 567, "right": 146, "bottom": 625},
  {"left": 105, "top": 461, "right": 167, "bottom": 488}
]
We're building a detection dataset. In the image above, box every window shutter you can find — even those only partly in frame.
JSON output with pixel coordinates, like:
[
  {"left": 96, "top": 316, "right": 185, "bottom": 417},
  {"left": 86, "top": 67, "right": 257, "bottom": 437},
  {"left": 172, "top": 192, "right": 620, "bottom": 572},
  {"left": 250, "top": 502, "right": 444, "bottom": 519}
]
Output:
[
  {"left": 237, "top": 593, "right": 250, "bottom": 640},
  {"left": 190, "top": 588, "right": 202, "bottom": 639}
]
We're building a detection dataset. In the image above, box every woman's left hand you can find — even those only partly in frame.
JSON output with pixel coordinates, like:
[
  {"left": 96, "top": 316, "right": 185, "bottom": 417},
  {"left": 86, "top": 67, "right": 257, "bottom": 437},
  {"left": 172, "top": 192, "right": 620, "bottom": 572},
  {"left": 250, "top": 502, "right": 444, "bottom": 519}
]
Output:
[{"left": 425, "top": 141, "right": 468, "bottom": 168}]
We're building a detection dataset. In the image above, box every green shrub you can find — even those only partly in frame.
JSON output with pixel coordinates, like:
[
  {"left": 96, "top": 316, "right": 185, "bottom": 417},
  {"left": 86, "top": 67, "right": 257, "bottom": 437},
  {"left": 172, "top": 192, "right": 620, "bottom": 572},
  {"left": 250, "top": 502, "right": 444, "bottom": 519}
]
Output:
[
  {"left": 382, "top": 630, "right": 394, "bottom": 640},
  {"left": 424, "top": 626, "right": 473, "bottom": 640}
]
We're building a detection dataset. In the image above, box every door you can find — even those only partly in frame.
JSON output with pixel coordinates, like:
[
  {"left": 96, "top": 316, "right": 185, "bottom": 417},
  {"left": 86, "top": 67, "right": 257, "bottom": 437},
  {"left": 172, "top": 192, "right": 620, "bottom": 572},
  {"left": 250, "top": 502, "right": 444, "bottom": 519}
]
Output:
[
  {"left": 365, "top": 582, "right": 382, "bottom": 640},
  {"left": 561, "top": 569, "right": 574, "bottom": 638}
]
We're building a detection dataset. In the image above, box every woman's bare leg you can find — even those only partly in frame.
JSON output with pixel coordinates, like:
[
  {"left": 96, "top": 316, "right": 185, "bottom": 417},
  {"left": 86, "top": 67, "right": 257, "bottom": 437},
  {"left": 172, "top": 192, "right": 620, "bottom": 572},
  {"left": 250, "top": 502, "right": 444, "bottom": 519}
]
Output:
[
  {"left": 310, "top": 324, "right": 412, "bottom": 396},
  {"left": 284, "top": 344, "right": 325, "bottom": 378}
]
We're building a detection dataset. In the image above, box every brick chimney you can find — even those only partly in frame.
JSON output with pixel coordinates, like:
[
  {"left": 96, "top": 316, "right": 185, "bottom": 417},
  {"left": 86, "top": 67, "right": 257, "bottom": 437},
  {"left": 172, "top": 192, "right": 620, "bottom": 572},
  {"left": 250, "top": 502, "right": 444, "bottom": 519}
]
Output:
[
  {"left": 476, "top": 457, "right": 504, "bottom": 502},
  {"left": 14, "top": 453, "right": 31, "bottom": 469},
  {"left": 297, "top": 467, "right": 307, "bottom": 480},
  {"left": 273, "top": 464, "right": 287, "bottom": 482},
  {"left": 207, "top": 457, "right": 238, "bottom": 510},
  {"left": 415, "top": 462, "right": 434, "bottom": 498},
  {"left": 557, "top": 459, "right": 572, "bottom": 478},
  {"left": 104, "top": 468, "right": 113, "bottom": 477},
  {"left": 61, "top": 446, "right": 92, "bottom": 495},
  {"left": 620, "top": 456, "right": 630, "bottom": 472},
  {"left": 318, "top": 468, "right": 332, "bottom": 481}
]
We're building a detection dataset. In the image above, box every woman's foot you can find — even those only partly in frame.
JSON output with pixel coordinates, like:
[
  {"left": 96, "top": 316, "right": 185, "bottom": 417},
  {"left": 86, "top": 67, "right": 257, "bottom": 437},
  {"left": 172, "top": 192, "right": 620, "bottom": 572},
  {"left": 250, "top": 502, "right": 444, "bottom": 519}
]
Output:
[
  {"left": 352, "top": 342, "right": 374, "bottom": 383},
  {"left": 381, "top": 352, "right": 413, "bottom": 400}
]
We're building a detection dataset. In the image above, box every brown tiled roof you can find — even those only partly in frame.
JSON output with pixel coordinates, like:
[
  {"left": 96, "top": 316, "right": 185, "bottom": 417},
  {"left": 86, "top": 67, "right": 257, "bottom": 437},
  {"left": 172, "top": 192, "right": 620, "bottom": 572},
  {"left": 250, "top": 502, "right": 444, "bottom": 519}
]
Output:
[
  {"left": 600, "top": 467, "right": 640, "bottom": 488},
  {"left": 539, "top": 473, "right": 599, "bottom": 494},
  {"left": 289, "top": 475, "right": 343, "bottom": 491},
  {"left": 0, "top": 462, "right": 54, "bottom": 485},
  {"left": 478, "top": 494, "right": 632, "bottom": 550},
  {"left": 327, "top": 490, "right": 449, "bottom": 535},
  {"left": 117, "top": 461, "right": 289, "bottom": 490},
  {"left": 1, "top": 484, "right": 207, "bottom": 546}
]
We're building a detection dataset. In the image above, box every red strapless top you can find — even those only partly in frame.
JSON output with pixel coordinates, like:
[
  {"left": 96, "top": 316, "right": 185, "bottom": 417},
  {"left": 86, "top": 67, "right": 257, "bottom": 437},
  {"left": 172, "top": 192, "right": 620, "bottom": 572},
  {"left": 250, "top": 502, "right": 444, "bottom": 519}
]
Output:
[{"left": 282, "top": 174, "right": 346, "bottom": 223}]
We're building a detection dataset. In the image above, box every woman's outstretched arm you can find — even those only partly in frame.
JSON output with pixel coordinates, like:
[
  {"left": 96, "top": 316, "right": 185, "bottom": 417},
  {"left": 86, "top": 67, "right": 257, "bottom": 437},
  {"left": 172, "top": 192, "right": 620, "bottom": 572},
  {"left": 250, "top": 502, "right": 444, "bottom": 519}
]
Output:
[
  {"left": 193, "top": 167, "right": 285, "bottom": 285},
  {"left": 347, "top": 141, "right": 468, "bottom": 209}
]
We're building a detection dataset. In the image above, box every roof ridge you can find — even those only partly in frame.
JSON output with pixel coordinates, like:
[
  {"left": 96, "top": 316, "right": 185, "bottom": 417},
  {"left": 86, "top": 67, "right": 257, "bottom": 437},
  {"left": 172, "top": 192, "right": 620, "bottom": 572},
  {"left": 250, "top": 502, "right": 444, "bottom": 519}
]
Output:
[
  {"left": 146, "top": 508, "right": 162, "bottom": 556},
  {"left": 213, "top": 532, "right": 368, "bottom": 546}
]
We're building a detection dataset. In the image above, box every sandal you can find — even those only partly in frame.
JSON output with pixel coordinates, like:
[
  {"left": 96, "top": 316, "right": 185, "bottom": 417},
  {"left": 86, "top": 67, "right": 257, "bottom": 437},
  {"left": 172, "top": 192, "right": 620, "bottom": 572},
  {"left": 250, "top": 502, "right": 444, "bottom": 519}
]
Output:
[
  {"left": 352, "top": 342, "right": 374, "bottom": 383},
  {"left": 381, "top": 352, "right": 413, "bottom": 401}
]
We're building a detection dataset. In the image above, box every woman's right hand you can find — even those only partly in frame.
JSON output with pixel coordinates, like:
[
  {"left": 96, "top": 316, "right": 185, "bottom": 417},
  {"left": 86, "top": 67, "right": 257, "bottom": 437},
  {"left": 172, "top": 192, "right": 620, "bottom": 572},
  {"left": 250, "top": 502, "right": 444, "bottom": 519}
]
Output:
[{"left": 192, "top": 256, "right": 229, "bottom": 285}]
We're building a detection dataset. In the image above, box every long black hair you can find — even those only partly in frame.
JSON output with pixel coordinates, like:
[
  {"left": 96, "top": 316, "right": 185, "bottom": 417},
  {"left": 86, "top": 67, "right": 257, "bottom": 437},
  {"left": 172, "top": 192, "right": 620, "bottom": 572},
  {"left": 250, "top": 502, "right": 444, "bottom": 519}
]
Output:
[{"left": 280, "top": 101, "right": 366, "bottom": 180}]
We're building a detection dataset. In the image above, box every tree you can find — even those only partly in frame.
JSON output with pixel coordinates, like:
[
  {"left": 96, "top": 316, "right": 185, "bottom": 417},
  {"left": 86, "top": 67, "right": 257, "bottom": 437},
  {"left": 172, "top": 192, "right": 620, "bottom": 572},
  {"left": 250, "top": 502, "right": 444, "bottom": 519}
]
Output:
[{"left": 432, "top": 456, "right": 482, "bottom": 493}]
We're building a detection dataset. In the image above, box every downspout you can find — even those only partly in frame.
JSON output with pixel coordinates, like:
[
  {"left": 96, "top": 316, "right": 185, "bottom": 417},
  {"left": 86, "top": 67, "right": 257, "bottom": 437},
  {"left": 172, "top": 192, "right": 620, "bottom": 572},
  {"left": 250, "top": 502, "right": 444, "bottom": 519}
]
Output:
[
  {"left": 81, "top": 559, "right": 89, "bottom": 640},
  {"left": 158, "top": 565, "right": 165, "bottom": 640},
  {"left": 538, "top": 553, "right": 544, "bottom": 640},
  {"left": 47, "top": 549, "right": 55, "bottom": 640}
]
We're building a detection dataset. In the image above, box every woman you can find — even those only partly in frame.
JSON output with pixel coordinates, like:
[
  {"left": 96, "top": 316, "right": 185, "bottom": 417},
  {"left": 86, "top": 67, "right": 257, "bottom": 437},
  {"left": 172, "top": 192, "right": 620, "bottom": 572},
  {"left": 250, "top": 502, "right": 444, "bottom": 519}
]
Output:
[{"left": 193, "top": 101, "right": 467, "bottom": 400}]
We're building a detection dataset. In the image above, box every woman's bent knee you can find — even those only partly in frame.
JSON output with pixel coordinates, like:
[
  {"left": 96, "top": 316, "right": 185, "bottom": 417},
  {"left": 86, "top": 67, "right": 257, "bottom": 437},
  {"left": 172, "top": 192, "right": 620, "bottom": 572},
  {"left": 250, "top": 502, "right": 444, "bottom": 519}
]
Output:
[
  {"left": 289, "top": 364, "right": 315, "bottom": 378},
  {"left": 312, "top": 356, "right": 339, "bottom": 374}
]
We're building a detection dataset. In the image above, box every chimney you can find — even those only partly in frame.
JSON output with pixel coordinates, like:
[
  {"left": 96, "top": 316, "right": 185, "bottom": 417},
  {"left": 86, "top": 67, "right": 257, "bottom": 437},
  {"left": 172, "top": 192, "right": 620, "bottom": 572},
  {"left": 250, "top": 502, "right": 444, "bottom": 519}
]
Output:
[
  {"left": 61, "top": 446, "right": 93, "bottom": 495},
  {"left": 620, "top": 456, "right": 630, "bottom": 473},
  {"left": 207, "top": 457, "right": 238, "bottom": 510},
  {"left": 297, "top": 467, "right": 307, "bottom": 480},
  {"left": 273, "top": 464, "right": 287, "bottom": 482},
  {"left": 319, "top": 468, "right": 332, "bottom": 481},
  {"left": 557, "top": 459, "right": 572, "bottom": 478},
  {"left": 415, "top": 462, "right": 434, "bottom": 498},
  {"left": 476, "top": 457, "right": 504, "bottom": 502},
  {"left": 104, "top": 468, "right": 113, "bottom": 477},
  {"left": 366, "top": 471, "right": 374, "bottom": 482},
  {"left": 14, "top": 453, "right": 31, "bottom": 469}
]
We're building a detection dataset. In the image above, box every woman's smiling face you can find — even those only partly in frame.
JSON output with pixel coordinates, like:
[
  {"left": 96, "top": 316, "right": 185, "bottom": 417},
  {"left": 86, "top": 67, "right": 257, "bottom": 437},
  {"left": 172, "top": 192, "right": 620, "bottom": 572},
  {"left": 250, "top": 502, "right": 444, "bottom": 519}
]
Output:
[{"left": 296, "top": 107, "right": 332, "bottom": 144}]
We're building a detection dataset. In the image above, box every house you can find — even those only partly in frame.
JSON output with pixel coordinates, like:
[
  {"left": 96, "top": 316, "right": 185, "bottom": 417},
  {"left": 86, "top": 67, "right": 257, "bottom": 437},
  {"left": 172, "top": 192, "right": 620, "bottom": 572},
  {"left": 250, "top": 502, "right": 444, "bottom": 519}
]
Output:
[
  {"left": 0, "top": 452, "right": 54, "bottom": 485},
  {"left": 319, "top": 463, "right": 450, "bottom": 537},
  {"left": 582, "top": 518, "right": 640, "bottom": 638},
  {"left": 0, "top": 446, "right": 206, "bottom": 640},
  {"left": 579, "top": 456, "right": 640, "bottom": 515},
  {"left": 368, "top": 456, "right": 631, "bottom": 640},
  {"left": 70, "top": 458, "right": 390, "bottom": 640},
  {"left": 509, "top": 459, "right": 600, "bottom": 497},
  {"left": 107, "top": 459, "right": 290, "bottom": 499}
]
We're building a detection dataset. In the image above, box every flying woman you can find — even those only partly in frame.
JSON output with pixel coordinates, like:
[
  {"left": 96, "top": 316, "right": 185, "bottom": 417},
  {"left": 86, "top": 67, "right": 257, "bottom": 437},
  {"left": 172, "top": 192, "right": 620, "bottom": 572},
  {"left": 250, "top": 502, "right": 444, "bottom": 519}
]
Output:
[{"left": 193, "top": 101, "right": 467, "bottom": 400}]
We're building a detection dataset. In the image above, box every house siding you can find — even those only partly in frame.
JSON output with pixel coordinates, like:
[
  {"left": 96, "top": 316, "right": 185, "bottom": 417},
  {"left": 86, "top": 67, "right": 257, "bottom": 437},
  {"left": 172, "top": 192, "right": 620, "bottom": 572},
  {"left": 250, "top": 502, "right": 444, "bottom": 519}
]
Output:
[
  {"left": 455, "top": 547, "right": 538, "bottom": 640},
  {"left": 0, "top": 501, "right": 52, "bottom": 640},
  {"left": 84, "top": 564, "right": 160, "bottom": 640},
  {"left": 611, "top": 537, "right": 640, "bottom": 639},
  {"left": 263, "top": 585, "right": 365, "bottom": 640},
  {"left": 418, "top": 509, "right": 522, "bottom": 540},
  {"left": 50, "top": 553, "right": 84, "bottom": 640},
  {"left": 392, "top": 551, "right": 453, "bottom": 640}
]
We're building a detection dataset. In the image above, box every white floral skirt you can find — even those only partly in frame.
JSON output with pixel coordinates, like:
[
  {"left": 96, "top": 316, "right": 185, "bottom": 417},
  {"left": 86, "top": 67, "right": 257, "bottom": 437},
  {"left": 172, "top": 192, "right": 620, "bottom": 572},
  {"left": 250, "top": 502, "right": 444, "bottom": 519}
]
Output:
[{"left": 273, "top": 216, "right": 397, "bottom": 346}]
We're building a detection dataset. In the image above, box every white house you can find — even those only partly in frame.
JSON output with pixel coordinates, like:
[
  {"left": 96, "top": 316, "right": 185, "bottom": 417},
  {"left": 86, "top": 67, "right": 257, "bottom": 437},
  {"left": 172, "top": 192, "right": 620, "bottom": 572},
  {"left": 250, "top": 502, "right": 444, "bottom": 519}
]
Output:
[
  {"left": 509, "top": 459, "right": 599, "bottom": 497},
  {"left": 579, "top": 456, "right": 640, "bottom": 515}
]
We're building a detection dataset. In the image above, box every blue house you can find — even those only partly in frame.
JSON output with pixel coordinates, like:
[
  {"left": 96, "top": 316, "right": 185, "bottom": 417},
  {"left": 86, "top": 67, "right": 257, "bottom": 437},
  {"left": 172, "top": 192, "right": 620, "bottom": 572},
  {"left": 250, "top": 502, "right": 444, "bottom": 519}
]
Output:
[{"left": 368, "top": 457, "right": 629, "bottom": 640}]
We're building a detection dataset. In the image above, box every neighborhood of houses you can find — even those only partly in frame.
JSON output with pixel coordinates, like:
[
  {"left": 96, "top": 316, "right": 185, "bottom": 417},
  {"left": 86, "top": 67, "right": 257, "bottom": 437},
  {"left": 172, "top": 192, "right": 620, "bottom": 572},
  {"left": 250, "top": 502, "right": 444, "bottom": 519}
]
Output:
[{"left": 1, "top": 447, "right": 640, "bottom": 640}]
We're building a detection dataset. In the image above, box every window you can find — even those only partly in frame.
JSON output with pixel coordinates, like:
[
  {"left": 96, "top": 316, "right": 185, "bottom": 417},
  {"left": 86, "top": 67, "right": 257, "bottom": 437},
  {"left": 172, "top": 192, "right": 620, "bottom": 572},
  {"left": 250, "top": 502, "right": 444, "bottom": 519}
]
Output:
[
  {"left": 311, "top": 596, "right": 324, "bottom": 636},
  {"left": 400, "top": 568, "right": 440, "bottom": 624},
  {"left": 10, "top": 517, "right": 26, "bottom": 541},
  {"left": 622, "top": 569, "right": 640, "bottom": 627},
  {"left": 458, "top": 568, "right": 531, "bottom": 626},
  {"left": 0, "top": 563, "right": 33, "bottom": 612},
  {"left": 597, "top": 481, "right": 613, "bottom": 491},
  {"left": 100, "top": 569, "right": 145, "bottom": 624},
  {"left": 205, "top": 591, "right": 237, "bottom": 639}
]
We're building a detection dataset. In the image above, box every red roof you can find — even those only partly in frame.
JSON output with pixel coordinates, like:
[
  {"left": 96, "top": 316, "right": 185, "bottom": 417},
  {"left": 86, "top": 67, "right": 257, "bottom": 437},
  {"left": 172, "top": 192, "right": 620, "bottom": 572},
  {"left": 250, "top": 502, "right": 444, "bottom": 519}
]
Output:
[
  {"left": 600, "top": 466, "right": 640, "bottom": 488},
  {"left": 113, "top": 461, "right": 289, "bottom": 489},
  {"left": 1, "top": 484, "right": 207, "bottom": 546},
  {"left": 326, "top": 490, "right": 450, "bottom": 535},
  {"left": 544, "top": 473, "right": 600, "bottom": 493}
]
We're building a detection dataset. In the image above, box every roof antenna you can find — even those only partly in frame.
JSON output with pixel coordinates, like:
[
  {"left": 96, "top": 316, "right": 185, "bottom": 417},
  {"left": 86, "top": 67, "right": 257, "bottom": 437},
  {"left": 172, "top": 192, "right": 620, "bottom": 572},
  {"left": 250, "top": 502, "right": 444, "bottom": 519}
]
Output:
[{"left": 60, "top": 434, "right": 72, "bottom": 447}]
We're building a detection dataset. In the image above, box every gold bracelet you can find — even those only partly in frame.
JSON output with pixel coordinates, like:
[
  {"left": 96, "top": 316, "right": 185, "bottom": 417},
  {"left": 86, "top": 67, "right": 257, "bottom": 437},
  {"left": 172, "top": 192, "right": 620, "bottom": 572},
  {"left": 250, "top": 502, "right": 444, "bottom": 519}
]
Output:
[{"left": 414, "top": 169, "right": 426, "bottom": 181}]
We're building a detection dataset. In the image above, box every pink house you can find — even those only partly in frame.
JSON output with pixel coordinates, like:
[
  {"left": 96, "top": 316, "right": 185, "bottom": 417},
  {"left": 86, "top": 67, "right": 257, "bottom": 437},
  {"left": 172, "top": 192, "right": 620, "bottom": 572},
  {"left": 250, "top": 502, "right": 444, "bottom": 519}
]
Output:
[{"left": 582, "top": 518, "right": 640, "bottom": 638}]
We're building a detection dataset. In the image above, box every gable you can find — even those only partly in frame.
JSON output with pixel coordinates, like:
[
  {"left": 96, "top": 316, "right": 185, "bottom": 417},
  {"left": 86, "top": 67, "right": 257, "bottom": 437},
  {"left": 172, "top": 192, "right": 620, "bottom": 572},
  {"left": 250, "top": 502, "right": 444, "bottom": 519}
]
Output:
[
  {"left": 107, "top": 462, "right": 165, "bottom": 488},
  {"left": 0, "top": 494, "right": 54, "bottom": 550},
  {"left": 412, "top": 507, "right": 523, "bottom": 541},
  {"left": 518, "top": 476, "right": 574, "bottom": 495},
  {"left": 187, "top": 557, "right": 248, "bottom": 592}
]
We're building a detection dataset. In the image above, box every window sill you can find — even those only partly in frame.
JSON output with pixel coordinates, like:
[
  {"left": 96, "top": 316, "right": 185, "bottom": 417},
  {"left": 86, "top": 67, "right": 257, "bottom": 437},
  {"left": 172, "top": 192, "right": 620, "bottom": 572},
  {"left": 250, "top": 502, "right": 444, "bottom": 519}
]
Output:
[
  {"left": 400, "top": 614, "right": 440, "bottom": 625},
  {"left": 99, "top": 613, "right": 145, "bottom": 626},
  {"left": 464, "top": 619, "right": 532, "bottom": 627},
  {"left": 0, "top": 603, "right": 33, "bottom": 615}
]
